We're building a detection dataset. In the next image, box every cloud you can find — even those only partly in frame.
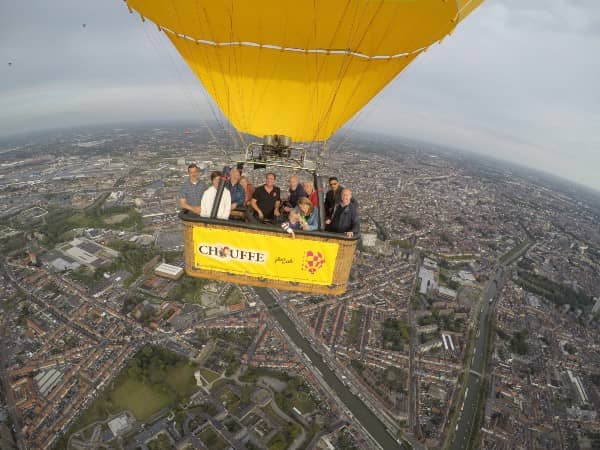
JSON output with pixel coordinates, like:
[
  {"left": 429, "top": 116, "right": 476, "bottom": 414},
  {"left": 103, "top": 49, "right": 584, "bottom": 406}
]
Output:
[
  {"left": 0, "top": 0, "right": 599, "bottom": 190},
  {"left": 355, "top": 1, "right": 600, "bottom": 189},
  {"left": 0, "top": 0, "right": 208, "bottom": 135}
]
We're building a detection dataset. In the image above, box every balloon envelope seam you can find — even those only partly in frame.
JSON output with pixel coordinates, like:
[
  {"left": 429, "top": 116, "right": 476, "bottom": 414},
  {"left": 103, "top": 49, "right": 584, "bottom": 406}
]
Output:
[{"left": 160, "top": 25, "right": 433, "bottom": 60}]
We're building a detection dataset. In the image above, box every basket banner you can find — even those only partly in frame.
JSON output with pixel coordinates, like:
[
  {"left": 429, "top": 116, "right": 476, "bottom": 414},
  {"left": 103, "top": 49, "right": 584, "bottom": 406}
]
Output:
[{"left": 191, "top": 226, "right": 339, "bottom": 285}]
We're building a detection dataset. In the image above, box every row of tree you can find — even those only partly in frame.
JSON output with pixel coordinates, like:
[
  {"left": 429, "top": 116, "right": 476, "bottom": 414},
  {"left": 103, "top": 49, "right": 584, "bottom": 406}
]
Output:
[{"left": 515, "top": 270, "right": 593, "bottom": 312}]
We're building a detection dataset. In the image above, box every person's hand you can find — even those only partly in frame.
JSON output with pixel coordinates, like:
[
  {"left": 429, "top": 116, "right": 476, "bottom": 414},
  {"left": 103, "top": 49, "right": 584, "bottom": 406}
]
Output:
[
  {"left": 290, "top": 231, "right": 295, "bottom": 239},
  {"left": 231, "top": 202, "right": 238, "bottom": 210},
  {"left": 283, "top": 206, "right": 291, "bottom": 213},
  {"left": 300, "top": 220, "right": 309, "bottom": 230},
  {"left": 325, "top": 219, "right": 331, "bottom": 225},
  {"left": 258, "top": 211, "right": 264, "bottom": 220},
  {"left": 274, "top": 209, "right": 281, "bottom": 217},
  {"left": 345, "top": 231, "right": 354, "bottom": 238},
  {"left": 193, "top": 206, "right": 202, "bottom": 215}
]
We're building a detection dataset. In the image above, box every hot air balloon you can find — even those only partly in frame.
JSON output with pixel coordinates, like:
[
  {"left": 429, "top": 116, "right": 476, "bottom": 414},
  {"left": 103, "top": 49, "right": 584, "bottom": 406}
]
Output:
[{"left": 125, "top": 0, "right": 485, "bottom": 294}]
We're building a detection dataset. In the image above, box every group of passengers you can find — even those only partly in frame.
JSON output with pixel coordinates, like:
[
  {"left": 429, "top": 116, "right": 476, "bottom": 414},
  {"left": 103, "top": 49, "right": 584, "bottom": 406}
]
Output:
[{"left": 179, "top": 164, "right": 359, "bottom": 238}]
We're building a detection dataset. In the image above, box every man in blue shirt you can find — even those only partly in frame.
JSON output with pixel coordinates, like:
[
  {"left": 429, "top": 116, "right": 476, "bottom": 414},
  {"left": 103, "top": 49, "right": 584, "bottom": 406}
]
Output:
[
  {"left": 225, "top": 169, "right": 245, "bottom": 211},
  {"left": 178, "top": 163, "right": 204, "bottom": 215}
]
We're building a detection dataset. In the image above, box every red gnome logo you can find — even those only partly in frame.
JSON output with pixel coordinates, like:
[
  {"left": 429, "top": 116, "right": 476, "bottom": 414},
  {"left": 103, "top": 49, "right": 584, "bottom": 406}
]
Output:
[{"left": 302, "top": 250, "right": 325, "bottom": 274}]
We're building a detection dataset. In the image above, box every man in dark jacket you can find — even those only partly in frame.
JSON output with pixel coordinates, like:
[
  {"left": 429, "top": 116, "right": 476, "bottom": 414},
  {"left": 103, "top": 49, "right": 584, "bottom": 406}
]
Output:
[
  {"left": 326, "top": 189, "right": 359, "bottom": 238},
  {"left": 324, "top": 177, "right": 344, "bottom": 220}
]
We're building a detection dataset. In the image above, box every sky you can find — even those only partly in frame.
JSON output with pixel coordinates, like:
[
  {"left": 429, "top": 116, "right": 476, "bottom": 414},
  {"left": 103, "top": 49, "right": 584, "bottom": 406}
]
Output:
[{"left": 1, "top": 0, "right": 599, "bottom": 190}]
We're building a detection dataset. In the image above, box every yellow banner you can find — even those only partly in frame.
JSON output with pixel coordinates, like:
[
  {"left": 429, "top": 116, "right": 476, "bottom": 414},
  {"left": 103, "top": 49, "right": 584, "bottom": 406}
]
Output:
[{"left": 192, "top": 227, "right": 339, "bottom": 285}]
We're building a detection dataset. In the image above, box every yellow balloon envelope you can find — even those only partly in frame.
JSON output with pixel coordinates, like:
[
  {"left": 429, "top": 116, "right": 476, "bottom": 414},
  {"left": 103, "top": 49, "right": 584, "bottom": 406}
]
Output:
[{"left": 127, "top": 0, "right": 484, "bottom": 141}]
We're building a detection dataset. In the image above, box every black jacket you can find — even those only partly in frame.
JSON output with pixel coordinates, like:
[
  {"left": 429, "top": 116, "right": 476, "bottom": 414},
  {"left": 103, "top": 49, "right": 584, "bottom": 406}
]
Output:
[
  {"left": 326, "top": 202, "right": 360, "bottom": 235},
  {"left": 324, "top": 186, "right": 344, "bottom": 219}
]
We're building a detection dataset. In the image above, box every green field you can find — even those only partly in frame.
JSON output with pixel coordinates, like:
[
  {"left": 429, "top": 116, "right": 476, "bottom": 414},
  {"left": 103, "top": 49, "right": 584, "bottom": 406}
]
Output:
[
  {"left": 111, "top": 378, "right": 172, "bottom": 420},
  {"left": 167, "top": 363, "right": 200, "bottom": 397},
  {"left": 74, "top": 362, "right": 198, "bottom": 425},
  {"left": 200, "top": 367, "right": 221, "bottom": 384},
  {"left": 36, "top": 205, "right": 143, "bottom": 245},
  {"left": 346, "top": 309, "right": 362, "bottom": 344},
  {"left": 291, "top": 390, "right": 316, "bottom": 414},
  {"left": 274, "top": 377, "right": 317, "bottom": 416},
  {"left": 59, "top": 347, "right": 198, "bottom": 448}
]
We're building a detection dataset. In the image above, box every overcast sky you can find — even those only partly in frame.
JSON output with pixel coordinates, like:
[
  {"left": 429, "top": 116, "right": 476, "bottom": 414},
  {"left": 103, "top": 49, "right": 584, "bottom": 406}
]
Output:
[{"left": 1, "top": 0, "right": 599, "bottom": 190}]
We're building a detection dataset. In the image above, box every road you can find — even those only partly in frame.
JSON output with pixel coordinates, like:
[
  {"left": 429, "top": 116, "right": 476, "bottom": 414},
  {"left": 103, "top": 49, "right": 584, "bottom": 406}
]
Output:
[
  {"left": 407, "top": 254, "right": 421, "bottom": 437},
  {"left": 256, "top": 288, "right": 405, "bottom": 450},
  {"left": 450, "top": 266, "right": 503, "bottom": 450}
]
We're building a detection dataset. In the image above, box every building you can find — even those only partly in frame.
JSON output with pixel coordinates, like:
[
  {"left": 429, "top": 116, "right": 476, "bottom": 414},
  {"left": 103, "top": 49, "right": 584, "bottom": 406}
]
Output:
[
  {"left": 437, "top": 286, "right": 457, "bottom": 301},
  {"left": 419, "top": 266, "right": 437, "bottom": 294},
  {"left": 154, "top": 263, "right": 184, "bottom": 280},
  {"left": 361, "top": 233, "right": 377, "bottom": 247},
  {"left": 567, "top": 370, "right": 589, "bottom": 405},
  {"left": 57, "top": 237, "right": 119, "bottom": 270}
]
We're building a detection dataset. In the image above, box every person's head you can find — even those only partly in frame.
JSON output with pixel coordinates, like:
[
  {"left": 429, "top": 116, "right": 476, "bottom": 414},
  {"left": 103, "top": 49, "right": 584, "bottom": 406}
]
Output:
[
  {"left": 289, "top": 175, "right": 299, "bottom": 189},
  {"left": 328, "top": 177, "right": 340, "bottom": 191},
  {"left": 297, "top": 197, "right": 314, "bottom": 216},
  {"left": 239, "top": 175, "right": 248, "bottom": 188},
  {"left": 303, "top": 181, "right": 314, "bottom": 195},
  {"left": 188, "top": 163, "right": 200, "bottom": 182},
  {"left": 340, "top": 188, "right": 352, "bottom": 206},
  {"left": 265, "top": 172, "right": 276, "bottom": 188},
  {"left": 210, "top": 171, "right": 222, "bottom": 188},
  {"left": 288, "top": 209, "right": 301, "bottom": 223},
  {"left": 229, "top": 169, "right": 240, "bottom": 184}
]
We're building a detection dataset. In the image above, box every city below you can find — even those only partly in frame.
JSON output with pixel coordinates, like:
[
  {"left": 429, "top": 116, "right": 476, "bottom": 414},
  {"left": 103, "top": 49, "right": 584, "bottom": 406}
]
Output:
[{"left": 0, "top": 124, "right": 598, "bottom": 450}]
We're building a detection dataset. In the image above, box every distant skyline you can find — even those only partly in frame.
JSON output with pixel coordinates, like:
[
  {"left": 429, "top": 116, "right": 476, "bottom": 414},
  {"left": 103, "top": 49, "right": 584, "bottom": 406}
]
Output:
[{"left": 1, "top": 0, "right": 599, "bottom": 190}]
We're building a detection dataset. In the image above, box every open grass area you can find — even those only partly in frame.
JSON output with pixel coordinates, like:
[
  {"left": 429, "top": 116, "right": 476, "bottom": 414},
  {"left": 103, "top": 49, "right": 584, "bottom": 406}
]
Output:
[
  {"left": 167, "top": 363, "right": 199, "bottom": 397},
  {"left": 274, "top": 377, "right": 317, "bottom": 416},
  {"left": 60, "top": 346, "right": 199, "bottom": 448},
  {"left": 37, "top": 205, "right": 143, "bottom": 245},
  {"left": 200, "top": 367, "right": 221, "bottom": 384},
  {"left": 103, "top": 213, "right": 130, "bottom": 224},
  {"left": 292, "top": 390, "right": 316, "bottom": 414},
  {"left": 219, "top": 387, "right": 241, "bottom": 411},
  {"left": 111, "top": 377, "right": 172, "bottom": 420},
  {"left": 346, "top": 309, "right": 362, "bottom": 344},
  {"left": 239, "top": 367, "right": 290, "bottom": 384}
]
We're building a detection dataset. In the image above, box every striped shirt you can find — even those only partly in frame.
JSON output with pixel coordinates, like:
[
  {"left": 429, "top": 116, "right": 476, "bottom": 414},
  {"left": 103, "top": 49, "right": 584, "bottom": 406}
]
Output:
[{"left": 178, "top": 179, "right": 204, "bottom": 207}]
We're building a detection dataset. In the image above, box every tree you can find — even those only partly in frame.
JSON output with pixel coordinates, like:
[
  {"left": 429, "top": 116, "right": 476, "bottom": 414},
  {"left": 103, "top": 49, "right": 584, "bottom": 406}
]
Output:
[{"left": 509, "top": 330, "right": 528, "bottom": 355}]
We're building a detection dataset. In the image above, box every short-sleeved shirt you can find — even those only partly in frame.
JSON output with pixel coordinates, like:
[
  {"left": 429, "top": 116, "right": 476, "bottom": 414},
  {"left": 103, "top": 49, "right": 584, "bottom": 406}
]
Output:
[
  {"left": 252, "top": 185, "right": 281, "bottom": 220},
  {"left": 178, "top": 179, "right": 204, "bottom": 207}
]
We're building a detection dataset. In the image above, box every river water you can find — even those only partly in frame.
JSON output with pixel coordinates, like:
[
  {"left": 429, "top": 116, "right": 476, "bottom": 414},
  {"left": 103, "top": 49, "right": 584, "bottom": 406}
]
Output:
[{"left": 256, "top": 288, "right": 405, "bottom": 450}]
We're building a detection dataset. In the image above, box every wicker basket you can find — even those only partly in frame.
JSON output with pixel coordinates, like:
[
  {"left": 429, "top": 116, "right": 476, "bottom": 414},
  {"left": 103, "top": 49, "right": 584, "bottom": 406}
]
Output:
[{"left": 182, "top": 219, "right": 356, "bottom": 295}]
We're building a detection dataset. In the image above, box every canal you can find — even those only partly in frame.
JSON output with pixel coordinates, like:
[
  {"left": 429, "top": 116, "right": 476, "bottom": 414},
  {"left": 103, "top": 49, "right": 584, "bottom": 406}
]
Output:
[{"left": 256, "top": 288, "right": 405, "bottom": 450}]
